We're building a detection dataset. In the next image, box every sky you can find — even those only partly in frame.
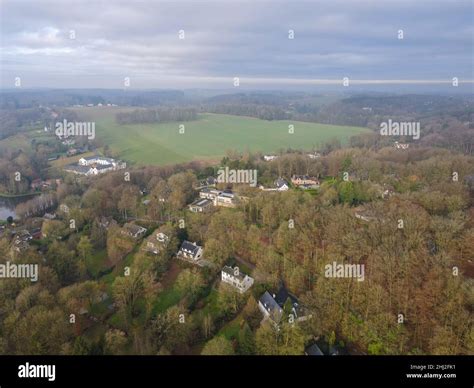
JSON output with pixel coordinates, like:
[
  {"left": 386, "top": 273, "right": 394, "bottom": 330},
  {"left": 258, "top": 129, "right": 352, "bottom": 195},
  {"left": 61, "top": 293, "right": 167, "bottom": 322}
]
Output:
[{"left": 0, "top": 0, "right": 473, "bottom": 90}]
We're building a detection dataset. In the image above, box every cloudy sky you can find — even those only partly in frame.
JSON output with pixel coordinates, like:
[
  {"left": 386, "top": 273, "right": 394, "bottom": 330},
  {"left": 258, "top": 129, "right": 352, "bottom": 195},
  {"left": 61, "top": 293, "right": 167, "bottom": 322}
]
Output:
[{"left": 0, "top": 0, "right": 472, "bottom": 89}]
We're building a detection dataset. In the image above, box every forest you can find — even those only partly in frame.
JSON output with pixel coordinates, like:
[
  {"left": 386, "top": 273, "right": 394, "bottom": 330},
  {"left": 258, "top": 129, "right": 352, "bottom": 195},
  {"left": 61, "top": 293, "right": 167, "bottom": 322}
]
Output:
[{"left": 0, "top": 134, "right": 472, "bottom": 355}]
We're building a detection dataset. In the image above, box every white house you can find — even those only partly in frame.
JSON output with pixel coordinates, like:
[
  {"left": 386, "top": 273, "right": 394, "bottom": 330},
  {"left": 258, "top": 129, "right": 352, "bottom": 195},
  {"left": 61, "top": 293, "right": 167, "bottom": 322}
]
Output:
[
  {"left": 275, "top": 178, "right": 289, "bottom": 191},
  {"left": 307, "top": 152, "right": 321, "bottom": 159},
  {"left": 214, "top": 191, "right": 237, "bottom": 208},
  {"left": 394, "top": 141, "right": 409, "bottom": 150},
  {"left": 221, "top": 266, "right": 254, "bottom": 293},
  {"left": 258, "top": 285, "right": 310, "bottom": 326},
  {"left": 78, "top": 156, "right": 117, "bottom": 166},
  {"left": 177, "top": 241, "right": 203, "bottom": 261},
  {"left": 198, "top": 188, "right": 237, "bottom": 208},
  {"left": 263, "top": 155, "right": 278, "bottom": 161},
  {"left": 64, "top": 156, "right": 126, "bottom": 176}
]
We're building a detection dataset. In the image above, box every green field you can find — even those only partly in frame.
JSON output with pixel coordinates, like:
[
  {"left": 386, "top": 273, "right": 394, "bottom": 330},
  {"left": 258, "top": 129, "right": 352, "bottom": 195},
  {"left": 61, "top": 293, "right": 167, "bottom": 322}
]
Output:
[{"left": 73, "top": 107, "right": 369, "bottom": 166}]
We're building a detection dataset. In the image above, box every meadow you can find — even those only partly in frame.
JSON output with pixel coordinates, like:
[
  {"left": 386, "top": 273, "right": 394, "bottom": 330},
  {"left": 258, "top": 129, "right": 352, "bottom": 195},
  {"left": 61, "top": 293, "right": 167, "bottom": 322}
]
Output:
[{"left": 73, "top": 107, "right": 370, "bottom": 166}]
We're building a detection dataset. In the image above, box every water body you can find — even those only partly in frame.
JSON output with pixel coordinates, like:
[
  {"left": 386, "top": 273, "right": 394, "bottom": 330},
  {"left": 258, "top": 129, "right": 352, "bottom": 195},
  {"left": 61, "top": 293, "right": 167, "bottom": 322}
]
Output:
[{"left": 0, "top": 195, "right": 36, "bottom": 220}]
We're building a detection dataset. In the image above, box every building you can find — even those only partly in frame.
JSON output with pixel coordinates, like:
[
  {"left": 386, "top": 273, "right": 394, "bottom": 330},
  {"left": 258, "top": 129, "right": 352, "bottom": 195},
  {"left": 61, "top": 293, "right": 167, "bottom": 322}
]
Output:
[
  {"left": 12, "top": 239, "right": 30, "bottom": 253},
  {"left": 62, "top": 139, "right": 76, "bottom": 146},
  {"left": 198, "top": 188, "right": 237, "bottom": 208},
  {"left": 11, "top": 230, "right": 33, "bottom": 253},
  {"left": 263, "top": 155, "right": 278, "bottom": 161},
  {"left": 64, "top": 156, "right": 126, "bottom": 176},
  {"left": 291, "top": 175, "right": 320, "bottom": 188},
  {"left": 199, "top": 188, "right": 222, "bottom": 200},
  {"left": 305, "top": 341, "right": 341, "bottom": 356},
  {"left": 382, "top": 185, "right": 395, "bottom": 199},
  {"left": 199, "top": 176, "right": 217, "bottom": 187},
  {"left": 258, "top": 285, "right": 309, "bottom": 325},
  {"left": 274, "top": 178, "right": 289, "bottom": 191},
  {"left": 394, "top": 141, "right": 409, "bottom": 150},
  {"left": 188, "top": 198, "right": 213, "bottom": 213},
  {"left": 59, "top": 204, "right": 70, "bottom": 214},
  {"left": 78, "top": 156, "right": 117, "bottom": 166},
  {"left": 177, "top": 240, "right": 203, "bottom": 261},
  {"left": 142, "top": 231, "right": 170, "bottom": 255},
  {"left": 29, "top": 228, "right": 42, "bottom": 240},
  {"left": 98, "top": 216, "right": 117, "bottom": 230},
  {"left": 307, "top": 152, "right": 321, "bottom": 159},
  {"left": 353, "top": 206, "right": 378, "bottom": 222},
  {"left": 30, "top": 179, "right": 43, "bottom": 190},
  {"left": 31, "top": 178, "right": 61, "bottom": 191},
  {"left": 121, "top": 223, "right": 147, "bottom": 239},
  {"left": 221, "top": 266, "right": 254, "bottom": 293},
  {"left": 305, "top": 343, "right": 324, "bottom": 356},
  {"left": 215, "top": 191, "right": 237, "bottom": 208}
]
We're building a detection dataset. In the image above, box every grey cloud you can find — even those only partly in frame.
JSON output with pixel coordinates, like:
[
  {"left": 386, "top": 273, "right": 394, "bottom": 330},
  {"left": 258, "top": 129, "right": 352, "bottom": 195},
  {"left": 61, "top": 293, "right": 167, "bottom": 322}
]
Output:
[{"left": 1, "top": 0, "right": 472, "bottom": 88}]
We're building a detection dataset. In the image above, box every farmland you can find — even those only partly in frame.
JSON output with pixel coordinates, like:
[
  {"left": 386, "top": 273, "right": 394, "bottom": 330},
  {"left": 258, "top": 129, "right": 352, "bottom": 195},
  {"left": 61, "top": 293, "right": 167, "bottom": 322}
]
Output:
[{"left": 73, "top": 107, "right": 369, "bottom": 166}]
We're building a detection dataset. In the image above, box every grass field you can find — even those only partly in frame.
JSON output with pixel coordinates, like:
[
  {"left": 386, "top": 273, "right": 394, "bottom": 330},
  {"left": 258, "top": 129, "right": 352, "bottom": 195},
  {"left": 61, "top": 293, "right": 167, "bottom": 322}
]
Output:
[
  {"left": 73, "top": 107, "right": 369, "bottom": 166},
  {"left": 49, "top": 151, "right": 96, "bottom": 168}
]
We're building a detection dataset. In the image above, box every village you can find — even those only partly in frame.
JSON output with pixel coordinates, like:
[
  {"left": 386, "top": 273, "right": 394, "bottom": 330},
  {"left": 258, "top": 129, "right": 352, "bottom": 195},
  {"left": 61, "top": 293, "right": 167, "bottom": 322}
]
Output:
[{"left": 1, "top": 142, "right": 426, "bottom": 356}]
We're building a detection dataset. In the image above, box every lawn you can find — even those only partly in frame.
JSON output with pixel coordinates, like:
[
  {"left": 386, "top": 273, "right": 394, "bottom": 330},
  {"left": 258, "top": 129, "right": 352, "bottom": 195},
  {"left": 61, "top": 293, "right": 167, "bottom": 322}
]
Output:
[
  {"left": 49, "top": 151, "right": 96, "bottom": 168},
  {"left": 0, "top": 128, "right": 58, "bottom": 156},
  {"left": 218, "top": 313, "right": 244, "bottom": 340},
  {"left": 72, "top": 107, "right": 369, "bottom": 166},
  {"left": 152, "top": 286, "right": 183, "bottom": 314},
  {"left": 85, "top": 249, "right": 109, "bottom": 278}
]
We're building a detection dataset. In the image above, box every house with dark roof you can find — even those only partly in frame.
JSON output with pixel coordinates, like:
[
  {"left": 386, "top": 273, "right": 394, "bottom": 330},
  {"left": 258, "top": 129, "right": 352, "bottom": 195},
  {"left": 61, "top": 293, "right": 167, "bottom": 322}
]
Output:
[
  {"left": 197, "top": 176, "right": 217, "bottom": 189},
  {"left": 221, "top": 265, "right": 254, "bottom": 293},
  {"left": 305, "top": 343, "right": 324, "bottom": 356},
  {"left": 274, "top": 178, "right": 289, "bottom": 191},
  {"left": 205, "top": 176, "right": 217, "bottom": 186},
  {"left": 305, "top": 340, "right": 342, "bottom": 356},
  {"left": 258, "top": 285, "right": 310, "bottom": 326},
  {"left": 177, "top": 240, "right": 203, "bottom": 262}
]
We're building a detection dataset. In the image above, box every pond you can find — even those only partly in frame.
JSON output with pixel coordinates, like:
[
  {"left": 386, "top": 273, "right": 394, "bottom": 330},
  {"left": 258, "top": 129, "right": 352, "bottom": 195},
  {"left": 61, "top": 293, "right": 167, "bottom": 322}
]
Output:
[{"left": 0, "top": 195, "right": 37, "bottom": 221}]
